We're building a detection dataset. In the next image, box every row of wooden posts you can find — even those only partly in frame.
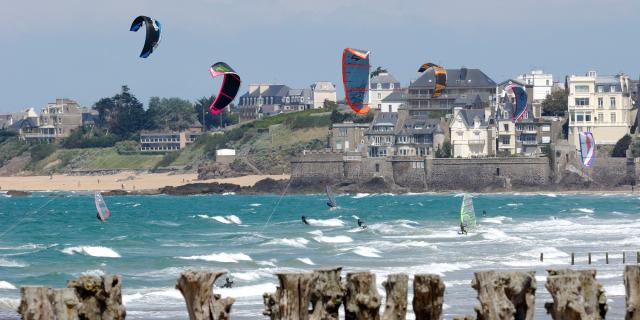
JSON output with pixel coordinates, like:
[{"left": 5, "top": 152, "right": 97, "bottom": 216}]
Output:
[
  {"left": 538, "top": 251, "right": 640, "bottom": 265},
  {"left": 17, "top": 265, "right": 640, "bottom": 320}
]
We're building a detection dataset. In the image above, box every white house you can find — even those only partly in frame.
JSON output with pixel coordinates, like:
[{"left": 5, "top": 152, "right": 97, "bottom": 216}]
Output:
[{"left": 369, "top": 72, "right": 400, "bottom": 111}]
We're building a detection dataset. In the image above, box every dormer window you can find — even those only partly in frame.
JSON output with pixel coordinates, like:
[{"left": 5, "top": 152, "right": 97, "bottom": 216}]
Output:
[
  {"left": 390, "top": 83, "right": 394, "bottom": 89},
  {"left": 377, "top": 83, "right": 382, "bottom": 89}
]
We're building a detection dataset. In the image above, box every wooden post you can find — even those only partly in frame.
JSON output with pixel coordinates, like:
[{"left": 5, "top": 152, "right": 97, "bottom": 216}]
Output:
[
  {"left": 545, "top": 269, "right": 607, "bottom": 320},
  {"left": 310, "top": 267, "right": 343, "bottom": 320},
  {"left": 263, "top": 272, "right": 317, "bottom": 320},
  {"left": 589, "top": 252, "right": 592, "bottom": 265},
  {"left": 571, "top": 253, "right": 575, "bottom": 265},
  {"left": 176, "top": 271, "right": 234, "bottom": 320},
  {"left": 637, "top": 251, "right": 639, "bottom": 264},
  {"left": 413, "top": 274, "right": 445, "bottom": 320},
  {"left": 606, "top": 252, "right": 609, "bottom": 264},
  {"left": 540, "top": 253, "right": 543, "bottom": 262},
  {"left": 472, "top": 271, "right": 536, "bottom": 320},
  {"left": 624, "top": 252, "right": 627, "bottom": 264},
  {"left": 624, "top": 265, "right": 640, "bottom": 320},
  {"left": 344, "top": 272, "right": 381, "bottom": 320},
  {"left": 382, "top": 273, "right": 408, "bottom": 320}
]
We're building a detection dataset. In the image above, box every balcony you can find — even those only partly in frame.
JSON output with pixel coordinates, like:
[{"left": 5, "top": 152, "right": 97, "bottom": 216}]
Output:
[
  {"left": 521, "top": 140, "right": 538, "bottom": 146},
  {"left": 468, "top": 139, "right": 485, "bottom": 145},
  {"left": 521, "top": 129, "right": 537, "bottom": 134},
  {"left": 22, "top": 132, "right": 57, "bottom": 139}
]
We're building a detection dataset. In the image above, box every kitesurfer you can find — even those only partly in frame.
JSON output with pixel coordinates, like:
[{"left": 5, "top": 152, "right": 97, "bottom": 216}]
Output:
[
  {"left": 301, "top": 215, "right": 309, "bottom": 225},
  {"left": 357, "top": 218, "right": 367, "bottom": 229},
  {"left": 222, "top": 277, "right": 234, "bottom": 288}
]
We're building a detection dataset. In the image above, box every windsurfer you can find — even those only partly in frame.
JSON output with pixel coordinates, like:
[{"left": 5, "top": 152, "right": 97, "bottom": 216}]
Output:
[
  {"left": 458, "top": 222, "right": 467, "bottom": 235},
  {"left": 357, "top": 218, "right": 367, "bottom": 229},
  {"left": 301, "top": 215, "right": 309, "bottom": 225}
]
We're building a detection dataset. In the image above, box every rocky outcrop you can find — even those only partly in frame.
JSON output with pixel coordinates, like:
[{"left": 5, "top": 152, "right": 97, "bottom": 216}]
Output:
[
  {"left": 625, "top": 266, "right": 640, "bottom": 320},
  {"left": 544, "top": 269, "right": 607, "bottom": 320},
  {"left": 18, "top": 275, "right": 125, "bottom": 320},
  {"left": 413, "top": 274, "right": 445, "bottom": 320},
  {"left": 472, "top": 271, "right": 536, "bottom": 320},
  {"left": 344, "top": 272, "right": 381, "bottom": 320},
  {"left": 6, "top": 190, "right": 31, "bottom": 197},
  {"left": 160, "top": 182, "right": 241, "bottom": 195},
  {"left": 175, "top": 271, "right": 234, "bottom": 320}
]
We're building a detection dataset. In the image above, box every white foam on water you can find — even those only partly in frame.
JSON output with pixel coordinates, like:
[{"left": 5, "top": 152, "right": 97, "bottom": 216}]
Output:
[
  {"left": 541, "top": 193, "right": 558, "bottom": 197},
  {"left": 232, "top": 271, "right": 264, "bottom": 281},
  {"left": 443, "top": 280, "right": 471, "bottom": 287},
  {"left": 307, "top": 218, "right": 344, "bottom": 227},
  {"left": 222, "top": 192, "right": 236, "bottom": 195},
  {"left": 62, "top": 246, "right": 121, "bottom": 258},
  {"left": 352, "top": 215, "right": 360, "bottom": 220},
  {"left": 0, "top": 281, "right": 16, "bottom": 290},
  {"left": 226, "top": 215, "right": 242, "bottom": 224},
  {"left": 481, "top": 216, "right": 512, "bottom": 224},
  {"left": 257, "top": 260, "right": 277, "bottom": 267},
  {"left": 123, "top": 292, "right": 144, "bottom": 304},
  {"left": 81, "top": 269, "right": 105, "bottom": 277},
  {"left": 352, "top": 247, "right": 381, "bottom": 258},
  {"left": 576, "top": 208, "right": 595, "bottom": 213},
  {"left": 132, "top": 203, "right": 141, "bottom": 207},
  {"left": 480, "top": 228, "right": 521, "bottom": 241},
  {"left": 352, "top": 193, "right": 370, "bottom": 199},
  {"left": 177, "top": 252, "right": 252, "bottom": 263},
  {"left": 217, "top": 282, "right": 277, "bottom": 298},
  {"left": 506, "top": 203, "right": 523, "bottom": 207},
  {"left": 249, "top": 203, "right": 262, "bottom": 207},
  {"left": 264, "top": 237, "right": 309, "bottom": 249},
  {"left": 309, "top": 231, "right": 353, "bottom": 244},
  {"left": 0, "top": 298, "right": 19, "bottom": 311},
  {"left": 212, "top": 216, "right": 231, "bottom": 224},
  {"left": 605, "top": 284, "right": 625, "bottom": 296},
  {"left": 598, "top": 272, "right": 622, "bottom": 280},
  {"left": 297, "top": 257, "right": 315, "bottom": 265}
]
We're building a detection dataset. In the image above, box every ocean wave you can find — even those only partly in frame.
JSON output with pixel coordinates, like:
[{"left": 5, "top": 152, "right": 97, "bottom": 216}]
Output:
[
  {"left": 481, "top": 216, "right": 512, "bottom": 224},
  {"left": 605, "top": 284, "right": 625, "bottom": 296},
  {"left": 0, "top": 298, "right": 19, "bottom": 312},
  {"left": 198, "top": 215, "right": 242, "bottom": 225},
  {"left": 257, "top": 260, "right": 277, "bottom": 267},
  {"left": 297, "top": 257, "right": 315, "bottom": 265},
  {"left": 0, "top": 281, "right": 16, "bottom": 290},
  {"left": 249, "top": 203, "right": 262, "bottom": 207},
  {"left": 480, "top": 228, "right": 521, "bottom": 242},
  {"left": 177, "top": 252, "right": 252, "bottom": 263},
  {"left": 263, "top": 238, "right": 309, "bottom": 248},
  {"left": 352, "top": 193, "right": 370, "bottom": 199},
  {"left": 352, "top": 247, "right": 381, "bottom": 258},
  {"left": 226, "top": 215, "right": 242, "bottom": 224},
  {"left": 0, "top": 258, "right": 27, "bottom": 268},
  {"left": 81, "top": 269, "right": 105, "bottom": 277},
  {"left": 217, "top": 282, "right": 277, "bottom": 298},
  {"left": 62, "top": 246, "right": 121, "bottom": 258},
  {"left": 575, "top": 208, "right": 595, "bottom": 214},
  {"left": 307, "top": 218, "right": 344, "bottom": 227},
  {"left": 222, "top": 192, "right": 235, "bottom": 196},
  {"left": 309, "top": 230, "right": 353, "bottom": 244}
]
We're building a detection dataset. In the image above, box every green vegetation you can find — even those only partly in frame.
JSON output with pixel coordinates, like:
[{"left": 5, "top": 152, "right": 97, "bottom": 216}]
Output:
[
  {"left": 542, "top": 90, "right": 568, "bottom": 117},
  {"left": 435, "top": 141, "right": 452, "bottom": 158},
  {"left": 155, "top": 151, "right": 180, "bottom": 169},
  {"left": 82, "top": 148, "right": 164, "bottom": 170},
  {"left": 93, "top": 85, "right": 146, "bottom": 139},
  {"left": 612, "top": 134, "right": 632, "bottom": 157},
  {"left": 194, "top": 96, "right": 239, "bottom": 130},
  {"left": 63, "top": 126, "right": 120, "bottom": 149},
  {"left": 0, "top": 134, "right": 29, "bottom": 167},
  {"left": 370, "top": 66, "right": 388, "bottom": 78},
  {"left": 147, "top": 97, "right": 197, "bottom": 131}
]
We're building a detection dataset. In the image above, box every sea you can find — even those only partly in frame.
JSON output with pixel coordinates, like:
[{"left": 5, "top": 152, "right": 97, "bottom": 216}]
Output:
[{"left": 1, "top": 191, "right": 639, "bottom": 319}]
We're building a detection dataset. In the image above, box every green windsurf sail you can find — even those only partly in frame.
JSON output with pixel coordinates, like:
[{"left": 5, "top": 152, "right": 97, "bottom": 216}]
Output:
[{"left": 460, "top": 194, "right": 477, "bottom": 232}]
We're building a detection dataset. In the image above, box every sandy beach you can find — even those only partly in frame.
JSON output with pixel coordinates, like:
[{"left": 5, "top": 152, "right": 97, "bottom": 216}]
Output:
[{"left": 0, "top": 173, "right": 289, "bottom": 192}]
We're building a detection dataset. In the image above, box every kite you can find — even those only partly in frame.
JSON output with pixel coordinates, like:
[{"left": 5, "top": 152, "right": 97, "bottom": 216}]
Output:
[
  {"left": 342, "top": 48, "right": 370, "bottom": 114},
  {"left": 95, "top": 192, "right": 111, "bottom": 222},
  {"left": 208, "top": 62, "right": 241, "bottom": 115},
  {"left": 130, "top": 16, "right": 162, "bottom": 58},
  {"left": 579, "top": 132, "right": 596, "bottom": 167},
  {"left": 504, "top": 84, "right": 528, "bottom": 123},
  {"left": 417, "top": 63, "right": 447, "bottom": 98}
]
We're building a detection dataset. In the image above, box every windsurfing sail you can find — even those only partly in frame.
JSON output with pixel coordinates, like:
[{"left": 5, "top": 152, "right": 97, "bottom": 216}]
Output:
[
  {"left": 579, "top": 132, "right": 596, "bottom": 167},
  {"left": 95, "top": 192, "right": 111, "bottom": 222},
  {"left": 417, "top": 63, "right": 447, "bottom": 98},
  {"left": 326, "top": 185, "right": 337, "bottom": 208},
  {"left": 342, "top": 48, "right": 371, "bottom": 114},
  {"left": 504, "top": 84, "right": 528, "bottom": 123},
  {"left": 209, "top": 62, "right": 241, "bottom": 115},
  {"left": 460, "top": 194, "right": 477, "bottom": 231},
  {"left": 130, "top": 16, "right": 162, "bottom": 58}
]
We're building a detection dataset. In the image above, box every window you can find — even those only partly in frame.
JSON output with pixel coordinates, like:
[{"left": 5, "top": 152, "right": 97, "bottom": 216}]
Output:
[
  {"left": 546, "top": 80, "right": 550, "bottom": 85},
  {"left": 610, "top": 85, "right": 616, "bottom": 92},
  {"left": 502, "top": 136, "right": 510, "bottom": 145},
  {"left": 576, "top": 114, "right": 584, "bottom": 122},
  {"left": 575, "top": 98, "right": 589, "bottom": 106},
  {"left": 585, "top": 114, "right": 591, "bottom": 122},
  {"left": 610, "top": 97, "right": 616, "bottom": 109},
  {"left": 503, "top": 124, "right": 509, "bottom": 131},
  {"left": 390, "top": 83, "right": 394, "bottom": 89},
  {"left": 339, "top": 128, "right": 347, "bottom": 136},
  {"left": 598, "top": 113, "right": 603, "bottom": 123},
  {"left": 597, "top": 86, "right": 604, "bottom": 93},
  {"left": 598, "top": 98, "right": 603, "bottom": 108},
  {"left": 575, "top": 85, "right": 589, "bottom": 93},
  {"left": 375, "top": 164, "right": 380, "bottom": 172},
  {"left": 378, "top": 104, "right": 381, "bottom": 109},
  {"left": 377, "top": 83, "right": 382, "bottom": 89},
  {"left": 611, "top": 113, "right": 616, "bottom": 123},
  {"left": 377, "top": 93, "right": 381, "bottom": 99}
]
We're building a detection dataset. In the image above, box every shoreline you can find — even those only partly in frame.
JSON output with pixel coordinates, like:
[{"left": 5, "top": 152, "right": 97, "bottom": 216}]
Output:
[{"left": 0, "top": 173, "right": 289, "bottom": 192}]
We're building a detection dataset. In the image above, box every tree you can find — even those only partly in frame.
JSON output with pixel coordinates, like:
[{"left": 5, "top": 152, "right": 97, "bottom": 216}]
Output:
[
  {"left": 435, "top": 141, "right": 452, "bottom": 158},
  {"left": 193, "top": 96, "right": 238, "bottom": 130},
  {"left": 370, "top": 66, "right": 388, "bottom": 78},
  {"left": 147, "top": 97, "right": 197, "bottom": 131},
  {"left": 541, "top": 90, "right": 568, "bottom": 117},
  {"left": 611, "top": 134, "right": 632, "bottom": 157},
  {"left": 93, "top": 85, "right": 145, "bottom": 138}
]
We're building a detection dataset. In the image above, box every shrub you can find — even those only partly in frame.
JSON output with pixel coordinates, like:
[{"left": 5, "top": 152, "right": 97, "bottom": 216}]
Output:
[
  {"left": 156, "top": 151, "right": 180, "bottom": 168},
  {"left": 115, "top": 140, "right": 140, "bottom": 154},
  {"left": 30, "top": 144, "right": 57, "bottom": 162},
  {"left": 611, "top": 134, "right": 632, "bottom": 157}
]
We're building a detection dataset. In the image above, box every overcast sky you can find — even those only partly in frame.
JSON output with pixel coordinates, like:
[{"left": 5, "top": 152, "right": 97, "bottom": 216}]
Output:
[{"left": 2, "top": 0, "right": 639, "bottom": 112}]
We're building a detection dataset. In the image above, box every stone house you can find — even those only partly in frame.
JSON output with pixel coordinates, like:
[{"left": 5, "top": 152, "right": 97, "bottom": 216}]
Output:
[
  {"left": 450, "top": 107, "right": 494, "bottom": 158},
  {"left": 330, "top": 122, "right": 369, "bottom": 154},
  {"left": 365, "top": 112, "right": 399, "bottom": 157}
]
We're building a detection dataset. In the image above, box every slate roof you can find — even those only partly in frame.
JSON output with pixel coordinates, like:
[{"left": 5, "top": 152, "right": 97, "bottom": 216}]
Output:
[
  {"left": 458, "top": 109, "right": 488, "bottom": 127},
  {"left": 410, "top": 68, "right": 496, "bottom": 88},
  {"left": 381, "top": 90, "right": 407, "bottom": 103}
]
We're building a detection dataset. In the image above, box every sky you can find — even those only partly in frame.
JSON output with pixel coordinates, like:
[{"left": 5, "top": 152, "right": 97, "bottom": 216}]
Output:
[{"left": 2, "top": 0, "right": 639, "bottom": 112}]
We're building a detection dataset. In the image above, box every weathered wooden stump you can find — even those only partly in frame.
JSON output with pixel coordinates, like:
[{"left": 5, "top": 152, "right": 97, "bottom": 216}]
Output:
[
  {"left": 625, "top": 265, "right": 640, "bottom": 320},
  {"left": 413, "top": 274, "right": 445, "bottom": 320},
  {"left": 344, "top": 272, "right": 381, "bottom": 320},
  {"left": 472, "top": 271, "right": 536, "bottom": 320},
  {"left": 175, "top": 270, "right": 234, "bottom": 320},
  {"left": 18, "top": 287, "right": 79, "bottom": 320},
  {"left": 544, "top": 269, "right": 607, "bottom": 320},
  {"left": 263, "top": 272, "right": 317, "bottom": 320},
  {"left": 382, "top": 273, "right": 408, "bottom": 320},
  {"left": 67, "top": 275, "right": 126, "bottom": 320},
  {"left": 310, "top": 267, "right": 344, "bottom": 320}
]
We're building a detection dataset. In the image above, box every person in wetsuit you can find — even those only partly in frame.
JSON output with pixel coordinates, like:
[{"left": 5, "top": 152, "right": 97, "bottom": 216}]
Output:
[
  {"left": 301, "top": 215, "right": 309, "bottom": 225},
  {"left": 458, "top": 222, "right": 467, "bottom": 235},
  {"left": 222, "top": 277, "right": 234, "bottom": 288},
  {"left": 357, "top": 218, "right": 367, "bottom": 229}
]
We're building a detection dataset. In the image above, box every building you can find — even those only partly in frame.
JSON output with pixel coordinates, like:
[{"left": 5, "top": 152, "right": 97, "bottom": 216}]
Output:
[
  {"left": 238, "top": 82, "right": 337, "bottom": 121},
  {"left": 370, "top": 72, "right": 401, "bottom": 111},
  {"left": 450, "top": 107, "right": 494, "bottom": 158},
  {"left": 6, "top": 99, "right": 91, "bottom": 143},
  {"left": 566, "top": 71, "right": 633, "bottom": 146},
  {"left": 330, "top": 122, "right": 369, "bottom": 154},
  {"left": 365, "top": 112, "right": 400, "bottom": 157},
  {"left": 407, "top": 67, "right": 496, "bottom": 117},
  {"left": 394, "top": 115, "right": 444, "bottom": 157},
  {"left": 311, "top": 82, "right": 337, "bottom": 109},
  {"left": 380, "top": 90, "right": 407, "bottom": 113},
  {"left": 0, "top": 108, "right": 38, "bottom": 130},
  {"left": 516, "top": 69, "right": 553, "bottom": 102},
  {"left": 215, "top": 149, "right": 237, "bottom": 164},
  {"left": 140, "top": 129, "right": 202, "bottom": 152}
]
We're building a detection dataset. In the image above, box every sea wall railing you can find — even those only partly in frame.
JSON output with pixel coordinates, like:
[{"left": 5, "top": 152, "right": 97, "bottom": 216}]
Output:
[
  {"left": 16, "top": 266, "right": 640, "bottom": 320},
  {"left": 537, "top": 250, "right": 640, "bottom": 265}
]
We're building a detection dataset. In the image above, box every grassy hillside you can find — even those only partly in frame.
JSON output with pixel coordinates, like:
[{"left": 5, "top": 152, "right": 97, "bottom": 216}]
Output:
[{"left": 28, "top": 148, "right": 165, "bottom": 174}]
